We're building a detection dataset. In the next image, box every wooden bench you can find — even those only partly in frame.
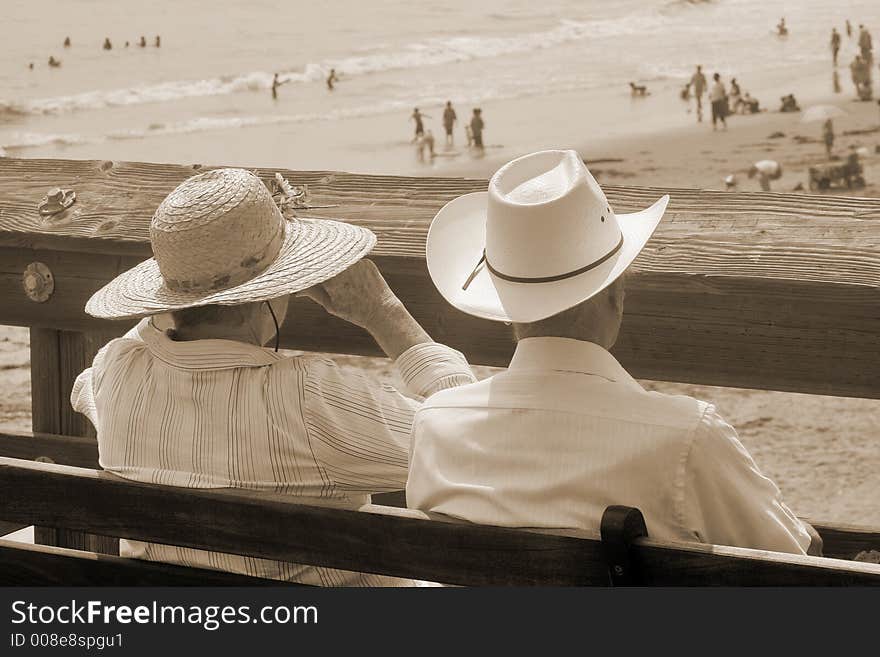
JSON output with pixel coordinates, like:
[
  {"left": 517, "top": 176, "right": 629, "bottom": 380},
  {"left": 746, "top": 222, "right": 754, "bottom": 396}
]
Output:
[
  {"left": 1, "top": 156, "right": 878, "bottom": 585},
  {"left": 0, "top": 450, "right": 878, "bottom": 586}
]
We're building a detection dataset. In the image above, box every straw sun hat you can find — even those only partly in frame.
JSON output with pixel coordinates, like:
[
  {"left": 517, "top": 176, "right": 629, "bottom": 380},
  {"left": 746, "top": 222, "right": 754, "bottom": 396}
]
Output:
[
  {"left": 86, "top": 168, "right": 375, "bottom": 320},
  {"left": 426, "top": 149, "right": 668, "bottom": 323}
]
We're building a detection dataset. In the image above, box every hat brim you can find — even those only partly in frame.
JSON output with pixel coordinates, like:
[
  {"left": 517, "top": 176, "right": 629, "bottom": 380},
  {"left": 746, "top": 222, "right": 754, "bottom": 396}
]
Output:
[
  {"left": 86, "top": 217, "right": 376, "bottom": 320},
  {"left": 426, "top": 192, "right": 668, "bottom": 323}
]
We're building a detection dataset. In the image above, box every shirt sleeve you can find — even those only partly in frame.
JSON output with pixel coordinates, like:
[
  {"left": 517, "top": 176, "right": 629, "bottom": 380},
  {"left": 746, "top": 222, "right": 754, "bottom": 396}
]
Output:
[
  {"left": 393, "top": 342, "right": 476, "bottom": 398},
  {"left": 302, "top": 345, "right": 473, "bottom": 494},
  {"left": 679, "top": 406, "right": 811, "bottom": 555},
  {"left": 70, "top": 319, "right": 149, "bottom": 431}
]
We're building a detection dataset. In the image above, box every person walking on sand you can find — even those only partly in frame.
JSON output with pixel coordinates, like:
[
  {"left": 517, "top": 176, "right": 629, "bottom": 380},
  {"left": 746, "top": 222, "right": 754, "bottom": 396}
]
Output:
[
  {"left": 155, "top": 35, "right": 161, "bottom": 47},
  {"left": 690, "top": 65, "right": 707, "bottom": 122},
  {"left": 103, "top": 37, "right": 112, "bottom": 51},
  {"left": 63, "top": 36, "right": 70, "bottom": 47},
  {"left": 410, "top": 108, "right": 429, "bottom": 141},
  {"left": 470, "top": 108, "right": 485, "bottom": 151},
  {"left": 442, "top": 101, "right": 457, "bottom": 146},
  {"left": 326, "top": 68, "right": 338, "bottom": 91},
  {"left": 709, "top": 73, "right": 728, "bottom": 130},
  {"left": 749, "top": 159, "right": 782, "bottom": 190},
  {"left": 859, "top": 24, "right": 873, "bottom": 64},
  {"left": 823, "top": 119, "right": 835, "bottom": 158},
  {"left": 139, "top": 36, "right": 146, "bottom": 47},
  {"left": 831, "top": 28, "right": 841, "bottom": 66}
]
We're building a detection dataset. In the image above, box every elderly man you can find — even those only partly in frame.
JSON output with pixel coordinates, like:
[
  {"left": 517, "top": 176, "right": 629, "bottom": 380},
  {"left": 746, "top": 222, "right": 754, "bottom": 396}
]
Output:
[
  {"left": 408, "top": 149, "right": 819, "bottom": 556},
  {"left": 72, "top": 168, "right": 475, "bottom": 585}
]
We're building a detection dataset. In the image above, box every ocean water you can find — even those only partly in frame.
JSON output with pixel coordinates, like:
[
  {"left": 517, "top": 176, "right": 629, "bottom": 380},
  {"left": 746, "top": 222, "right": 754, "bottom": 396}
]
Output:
[{"left": 1, "top": 0, "right": 878, "bottom": 172}]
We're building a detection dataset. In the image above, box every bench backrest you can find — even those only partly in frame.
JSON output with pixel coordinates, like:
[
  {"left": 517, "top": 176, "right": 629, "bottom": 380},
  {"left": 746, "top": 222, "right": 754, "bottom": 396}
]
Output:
[{"left": 1, "top": 454, "right": 879, "bottom": 586}]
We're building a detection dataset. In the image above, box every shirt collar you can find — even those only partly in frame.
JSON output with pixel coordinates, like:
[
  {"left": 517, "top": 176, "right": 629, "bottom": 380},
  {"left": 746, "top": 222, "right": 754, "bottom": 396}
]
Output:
[
  {"left": 508, "top": 337, "right": 642, "bottom": 390},
  {"left": 138, "top": 318, "right": 284, "bottom": 370}
]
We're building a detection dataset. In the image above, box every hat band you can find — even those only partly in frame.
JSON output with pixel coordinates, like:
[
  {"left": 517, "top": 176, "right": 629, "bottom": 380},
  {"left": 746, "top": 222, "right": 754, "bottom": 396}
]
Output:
[{"left": 462, "top": 235, "right": 624, "bottom": 290}]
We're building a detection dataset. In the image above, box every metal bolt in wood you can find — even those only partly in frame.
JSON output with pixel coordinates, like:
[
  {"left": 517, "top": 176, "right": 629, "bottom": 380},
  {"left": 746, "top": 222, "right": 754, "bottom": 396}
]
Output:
[{"left": 22, "top": 262, "right": 54, "bottom": 303}]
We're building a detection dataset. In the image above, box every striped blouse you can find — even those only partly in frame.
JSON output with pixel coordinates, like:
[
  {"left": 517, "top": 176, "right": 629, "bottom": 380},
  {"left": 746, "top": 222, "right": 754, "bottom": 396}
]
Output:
[{"left": 71, "top": 317, "right": 475, "bottom": 586}]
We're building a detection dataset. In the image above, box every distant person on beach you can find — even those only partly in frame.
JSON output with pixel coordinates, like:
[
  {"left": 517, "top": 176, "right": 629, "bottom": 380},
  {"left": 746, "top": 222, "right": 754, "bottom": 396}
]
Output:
[
  {"left": 470, "top": 108, "right": 484, "bottom": 150},
  {"left": 155, "top": 35, "right": 161, "bottom": 47},
  {"left": 846, "top": 20, "right": 852, "bottom": 38},
  {"left": 831, "top": 28, "right": 841, "bottom": 66},
  {"left": 409, "top": 149, "right": 820, "bottom": 559},
  {"left": 28, "top": 62, "right": 34, "bottom": 70},
  {"left": 729, "top": 78, "right": 742, "bottom": 112},
  {"left": 709, "top": 73, "right": 728, "bottom": 130},
  {"left": 442, "top": 101, "right": 457, "bottom": 146},
  {"left": 777, "top": 17, "right": 788, "bottom": 36},
  {"left": 326, "top": 68, "right": 338, "bottom": 91},
  {"left": 823, "top": 119, "right": 835, "bottom": 158},
  {"left": 139, "top": 36, "right": 146, "bottom": 47},
  {"left": 859, "top": 24, "right": 873, "bottom": 64},
  {"left": 63, "top": 36, "right": 70, "bottom": 47},
  {"left": 125, "top": 41, "right": 130, "bottom": 48},
  {"left": 740, "top": 92, "right": 760, "bottom": 114},
  {"left": 48, "top": 56, "right": 61, "bottom": 68},
  {"left": 410, "top": 107, "right": 428, "bottom": 141},
  {"left": 690, "top": 65, "right": 707, "bottom": 122},
  {"left": 417, "top": 130, "right": 436, "bottom": 162},
  {"left": 103, "top": 37, "right": 112, "bottom": 50},
  {"left": 779, "top": 94, "right": 800, "bottom": 112},
  {"left": 70, "top": 168, "right": 476, "bottom": 586},
  {"left": 749, "top": 159, "right": 782, "bottom": 190},
  {"left": 850, "top": 54, "right": 872, "bottom": 99},
  {"left": 271, "top": 73, "right": 287, "bottom": 100},
  {"left": 680, "top": 82, "right": 691, "bottom": 101}
]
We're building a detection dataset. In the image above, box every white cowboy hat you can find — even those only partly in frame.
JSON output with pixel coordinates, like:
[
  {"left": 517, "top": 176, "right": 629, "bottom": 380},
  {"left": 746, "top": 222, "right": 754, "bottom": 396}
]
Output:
[
  {"left": 86, "top": 168, "right": 375, "bottom": 320},
  {"left": 426, "top": 149, "right": 668, "bottom": 323}
]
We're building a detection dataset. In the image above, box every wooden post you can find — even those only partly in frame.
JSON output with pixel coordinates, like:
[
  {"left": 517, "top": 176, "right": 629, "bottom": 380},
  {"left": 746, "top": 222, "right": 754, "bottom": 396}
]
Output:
[{"left": 30, "top": 328, "right": 120, "bottom": 555}]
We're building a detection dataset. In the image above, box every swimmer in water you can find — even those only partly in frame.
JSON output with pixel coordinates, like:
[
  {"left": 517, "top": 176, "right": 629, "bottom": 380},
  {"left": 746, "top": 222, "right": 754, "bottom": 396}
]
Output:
[{"left": 271, "top": 73, "right": 288, "bottom": 100}]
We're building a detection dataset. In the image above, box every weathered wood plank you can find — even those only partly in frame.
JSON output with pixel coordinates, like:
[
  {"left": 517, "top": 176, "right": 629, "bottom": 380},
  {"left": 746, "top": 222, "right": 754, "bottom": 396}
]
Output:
[
  {"left": 810, "top": 520, "right": 880, "bottom": 561},
  {"left": 0, "top": 539, "right": 292, "bottom": 586},
  {"left": 0, "top": 430, "right": 99, "bottom": 468},
  {"left": 1, "top": 158, "right": 878, "bottom": 397},
  {"left": 1, "top": 457, "right": 879, "bottom": 586},
  {"left": 29, "top": 327, "right": 118, "bottom": 556}
]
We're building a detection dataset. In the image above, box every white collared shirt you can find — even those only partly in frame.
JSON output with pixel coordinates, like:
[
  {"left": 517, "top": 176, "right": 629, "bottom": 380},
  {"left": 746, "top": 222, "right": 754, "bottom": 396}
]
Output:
[
  {"left": 407, "top": 337, "right": 811, "bottom": 555},
  {"left": 71, "top": 318, "right": 475, "bottom": 586}
]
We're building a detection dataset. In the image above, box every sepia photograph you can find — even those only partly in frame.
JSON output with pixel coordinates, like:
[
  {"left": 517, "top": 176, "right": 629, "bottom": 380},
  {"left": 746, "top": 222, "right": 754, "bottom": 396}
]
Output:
[{"left": 0, "top": 0, "right": 878, "bottom": 634}]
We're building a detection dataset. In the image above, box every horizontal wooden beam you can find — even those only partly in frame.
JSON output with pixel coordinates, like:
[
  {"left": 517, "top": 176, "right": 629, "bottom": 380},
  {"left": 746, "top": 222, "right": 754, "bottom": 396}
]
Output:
[
  {"left": 0, "top": 539, "right": 291, "bottom": 586},
  {"left": 1, "top": 457, "right": 879, "bottom": 586},
  {"left": 1, "top": 157, "right": 878, "bottom": 397},
  {"left": 0, "top": 430, "right": 99, "bottom": 468}
]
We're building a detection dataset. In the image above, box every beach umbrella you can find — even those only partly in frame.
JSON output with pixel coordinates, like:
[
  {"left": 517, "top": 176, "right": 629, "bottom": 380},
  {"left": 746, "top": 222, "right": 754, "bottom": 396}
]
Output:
[{"left": 801, "top": 105, "right": 847, "bottom": 123}]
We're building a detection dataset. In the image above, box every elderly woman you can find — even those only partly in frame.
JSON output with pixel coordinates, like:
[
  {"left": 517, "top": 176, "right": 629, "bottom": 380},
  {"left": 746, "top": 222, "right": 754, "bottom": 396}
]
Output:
[{"left": 72, "top": 168, "right": 475, "bottom": 585}]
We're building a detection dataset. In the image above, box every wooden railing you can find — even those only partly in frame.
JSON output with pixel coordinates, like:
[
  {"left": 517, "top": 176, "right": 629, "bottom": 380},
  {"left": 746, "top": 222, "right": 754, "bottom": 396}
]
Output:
[{"left": 0, "top": 156, "right": 877, "bottom": 583}]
